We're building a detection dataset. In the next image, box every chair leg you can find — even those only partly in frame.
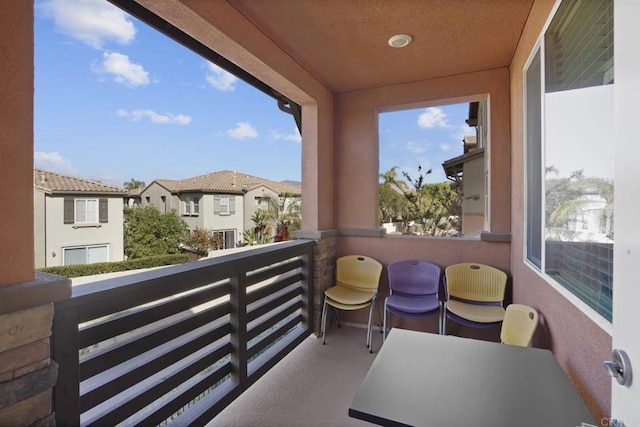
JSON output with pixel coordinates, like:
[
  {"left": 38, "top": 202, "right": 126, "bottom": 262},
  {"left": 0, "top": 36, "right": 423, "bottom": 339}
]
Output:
[
  {"left": 369, "top": 296, "right": 378, "bottom": 353},
  {"left": 376, "top": 301, "right": 383, "bottom": 333},
  {"left": 383, "top": 301, "right": 388, "bottom": 341},
  {"left": 442, "top": 302, "right": 447, "bottom": 335},
  {"left": 321, "top": 297, "right": 328, "bottom": 345},
  {"left": 366, "top": 302, "right": 373, "bottom": 350}
]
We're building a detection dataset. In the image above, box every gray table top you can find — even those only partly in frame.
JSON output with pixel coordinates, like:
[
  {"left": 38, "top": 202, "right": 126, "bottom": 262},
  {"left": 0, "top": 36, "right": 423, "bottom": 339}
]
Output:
[{"left": 349, "top": 328, "right": 597, "bottom": 427}]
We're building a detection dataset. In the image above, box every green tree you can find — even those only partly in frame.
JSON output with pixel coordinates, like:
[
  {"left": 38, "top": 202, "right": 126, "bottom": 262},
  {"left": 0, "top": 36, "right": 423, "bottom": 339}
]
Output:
[
  {"left": 184, "top": 227, "right": 224, "bottom": 256},
  {"left": 266, "top": 193, "right": 302, "bottom": 241},
  {"left": 123, "top": 206, "right": 189, "bottom": 259},
  {"left": 378, "top": 167, "right": 410, "bottom": 228},
  {"left": 123, "top": 178, "right": 146, "bottom": 190},
  {"left": 251, "top": 194, "right": 302, "bottom": 243},
  {"left": 393, "top": 165, "right": 461, "bottom": 236}
]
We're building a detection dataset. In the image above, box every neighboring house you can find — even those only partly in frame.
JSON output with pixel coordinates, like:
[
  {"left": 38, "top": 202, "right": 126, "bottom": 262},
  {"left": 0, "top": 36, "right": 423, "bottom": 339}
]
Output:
[
  {"left": 138, "top": 170, "right": 301, "bottom": 249},
  {"left": 442, "top": 101, "right": 489, "bottom": 235},
  {"left": 33, "top": 169, "right": 128, "bottom": 268}
]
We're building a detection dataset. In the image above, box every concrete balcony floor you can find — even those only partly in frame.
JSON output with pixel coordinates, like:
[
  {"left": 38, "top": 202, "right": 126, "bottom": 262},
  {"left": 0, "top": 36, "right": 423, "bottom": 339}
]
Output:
[{"left": 208, "top": 324, "right": 382, "bottom": 426}]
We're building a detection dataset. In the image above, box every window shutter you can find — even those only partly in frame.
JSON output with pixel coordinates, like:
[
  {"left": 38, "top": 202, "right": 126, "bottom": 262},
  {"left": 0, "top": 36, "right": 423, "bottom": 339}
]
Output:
[
  {"left": 230, "top": 196, "right": 236, "bottom": 214},
  {"left": 99, "top": 198, "right": 108, "bottom": 223},
  {"left": 214, "top": 196, "right": 220, "bottom": 214},
  {"left": 64, "top": 198, "right": 74, "bottom": 224}
]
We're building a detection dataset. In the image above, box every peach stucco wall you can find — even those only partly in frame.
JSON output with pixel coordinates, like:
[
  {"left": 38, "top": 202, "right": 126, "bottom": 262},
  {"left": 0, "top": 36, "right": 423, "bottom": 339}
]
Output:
[
  {"left": 335, "top": 67, "right": 511, "bottom": 233},
  {"left": 0, "top": 3, "right": 34, "bottom": 285},
  {"left": 509, "top": 0, "right": 611, "bottom": 419}
]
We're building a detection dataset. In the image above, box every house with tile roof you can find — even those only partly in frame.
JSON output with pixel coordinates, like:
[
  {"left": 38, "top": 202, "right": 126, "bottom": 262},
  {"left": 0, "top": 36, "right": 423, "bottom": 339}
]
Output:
[
  {"left": 137, "top": 170, "right": 301, "bottom": 249},
  {"left": 34, "top": 169, "right": 128, "bottom": 268}
]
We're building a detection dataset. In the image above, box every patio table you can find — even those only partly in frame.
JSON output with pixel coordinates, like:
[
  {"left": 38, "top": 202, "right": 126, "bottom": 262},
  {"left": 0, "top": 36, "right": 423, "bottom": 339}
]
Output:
[{"left": 349, "top": 328, "right": 597, "bottom": 427}]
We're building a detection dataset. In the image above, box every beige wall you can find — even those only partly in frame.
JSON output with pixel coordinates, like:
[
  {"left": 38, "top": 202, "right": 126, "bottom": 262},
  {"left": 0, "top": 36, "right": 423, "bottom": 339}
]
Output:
[
  {"left": 34, "top": 190, "right": 47, "bottom": 269},
  {"left": 141, "top": 182, "right": 174, "bottom": 213},
  {"left": 43, "top": 196, "right": 125, "bottom": 267},
  {"left": 0, "top": 2, "right": 34, "bottom": 284},
  {"left": 509, "top": 0, "right": 611, "bottom": 418}
]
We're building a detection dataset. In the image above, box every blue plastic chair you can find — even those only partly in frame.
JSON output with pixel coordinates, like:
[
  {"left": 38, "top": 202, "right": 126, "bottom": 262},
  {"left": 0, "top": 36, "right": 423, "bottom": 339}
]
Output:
[{"left": 383, "top": 260, "right": 442, "bottom": 340}]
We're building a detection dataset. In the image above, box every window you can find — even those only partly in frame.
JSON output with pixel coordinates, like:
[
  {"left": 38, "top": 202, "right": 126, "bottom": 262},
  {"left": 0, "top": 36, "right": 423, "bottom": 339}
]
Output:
[
  {"left": 379, "top": 101, "right": 486, "bottom": 237},
  {"left": 182, "top": 196, "right": 200, "bottom": 216},
  {"left": 64, "top": 245, "right": 108, "bottom": 265},
  {"left": 524, "top": 0, "right": 613, "bottom": 322},
  {"left": 254, "top": 197, "right": 268, "bottom": 210},
  {"left": 214, "top": 195, "right": 235, "bottom": 215},
  {"left": 64, "top": 197, "right": 108, "bottom": 224},
  {"left": 215, "top": 230, "right": 236, "bottom": 249},
  {"left": 76, "top": 199, "right": 98, "bottom": 223}
]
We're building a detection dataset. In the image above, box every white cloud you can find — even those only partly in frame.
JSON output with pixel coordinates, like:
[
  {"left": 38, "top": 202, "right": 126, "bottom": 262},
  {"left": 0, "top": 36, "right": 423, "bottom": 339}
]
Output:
[
  {"left": 405, "top": 140, "right": 429, "bottom": 156},
  {"left": 227, "top": 122, "right": 258, "bottom": 139},
  {"left": 417, "top": 107, "right": 450, "bottom": 129},
  {"left": 34, "top": 151, "right": 76, "bottom": 174},
  {"left": 93, "top": 52, "right": 150, "bottom": 87},
  {"left": 38, "top": 0, "right": 136, "bottom": 49},
  {"left": 439, "top": 143, "right": 453, "bottom": 151},
  {"left": 117, "top": 109, "right": 192, "bottom": 125},
  {"left": 269, "top": 128, "right": 302, "bottom": 143},
  {"left": 206, "top": 62, "right": 238, "bottom": 91},
  {"left": 453, "top": 124, "right": 474, "bottom": 143}
]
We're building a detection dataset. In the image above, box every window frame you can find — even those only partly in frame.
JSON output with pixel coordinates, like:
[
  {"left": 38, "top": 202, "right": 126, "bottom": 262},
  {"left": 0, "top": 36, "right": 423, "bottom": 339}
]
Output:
[
  {"left": 522, "top": 0, "right": 614, "bottom": 331},
  {"left": 63, "top": 244, "right": 109, "bottom": 266}
]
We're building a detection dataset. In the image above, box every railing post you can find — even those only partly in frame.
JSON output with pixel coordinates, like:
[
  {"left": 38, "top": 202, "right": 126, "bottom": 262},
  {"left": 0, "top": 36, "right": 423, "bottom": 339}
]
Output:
[
  {"left": 230, "top": 273, "right": 248, "bottom": 386},
  {"left": 51, "top": 303, "right": 80, "bottom": 426},
  {"left": 302, "top": 243, "right": 314, "bottom": 334}
]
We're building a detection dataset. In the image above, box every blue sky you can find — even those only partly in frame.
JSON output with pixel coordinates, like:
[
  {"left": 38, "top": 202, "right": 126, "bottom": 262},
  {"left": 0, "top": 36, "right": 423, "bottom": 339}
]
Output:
[{"left": 34, "top": 0, "right": 471, "bottom": 188}]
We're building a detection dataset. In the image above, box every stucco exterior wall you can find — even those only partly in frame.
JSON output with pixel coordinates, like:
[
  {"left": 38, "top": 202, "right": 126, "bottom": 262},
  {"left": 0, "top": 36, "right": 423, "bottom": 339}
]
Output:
[
  {"left": 0, "top": 2, "right": 34, "bottom": 283},
  {"left": 34, "top": 190, "right": 46, "bottom": 269},
  {"left": 201, "top": 194, "right": 243, "bottom": 240},
  {"left": 509, "top": 0, "right": 611, "bottom": 419},
  {"left": 141, "top": 182, "right": 174, "bottom": 213},
  {"left": 243, "top": 186, "right": 280, "bottom": 230},
  {"left": 43, "top": 196, "right": 124, "bottom": 267}
]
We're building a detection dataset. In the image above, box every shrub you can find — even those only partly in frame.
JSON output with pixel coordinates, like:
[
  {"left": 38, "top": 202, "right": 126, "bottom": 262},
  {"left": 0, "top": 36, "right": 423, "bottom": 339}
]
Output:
[{"left": 38, "top": 254, "right": 190, "bottom": 278}]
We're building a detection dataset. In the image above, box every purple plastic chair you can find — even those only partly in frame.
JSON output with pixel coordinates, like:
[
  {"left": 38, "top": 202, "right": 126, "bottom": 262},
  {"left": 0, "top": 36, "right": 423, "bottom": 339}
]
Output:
[{"left": 383, "top": 260, "right": 442, "bottom": 340}]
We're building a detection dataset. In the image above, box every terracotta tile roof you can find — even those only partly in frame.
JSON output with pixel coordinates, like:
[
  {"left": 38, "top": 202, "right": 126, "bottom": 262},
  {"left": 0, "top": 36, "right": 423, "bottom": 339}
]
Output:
[
  {"left": 34, "top": 169, "right": 128, "bottom": 195},
  {"left": 152, "top": 170, "right": 301, "bottom": 195}
]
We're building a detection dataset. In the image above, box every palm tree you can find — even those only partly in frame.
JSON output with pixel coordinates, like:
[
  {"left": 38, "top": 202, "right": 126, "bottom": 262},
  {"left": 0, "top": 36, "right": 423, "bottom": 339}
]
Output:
[
  {"left": 263, "top": 193, "right": 302, "bottom": 241},
  {"left": 123, "top": 178, "right": 145, "bottom": 190},
  {"left": 546, "top": 169, "right": 613, "bottom": 241}
]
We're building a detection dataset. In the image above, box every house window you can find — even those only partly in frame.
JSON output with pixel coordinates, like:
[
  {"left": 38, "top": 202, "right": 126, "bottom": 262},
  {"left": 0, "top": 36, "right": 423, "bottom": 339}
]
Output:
[
  {"left": 182, "top": 196, "right": 200, "bottom": 216},
  {"left": 215, "top": 230, "right": 236, "bottom": 249},
  {"left": 64, "top": 197, "right": 108, "bottom": 224},
  {"left": 75, "top": 199, "right": 98, "bottom": 223},
  {"left": 524, "top": 0, "right": 614, "bottom": 322},
  {"left": 64, "top": 244, "right": 109, "bottom": 265},
  {"left": 214, "top": 195, "right": 235, "bottom": 215},
  {"left": 254, "top": 197, "right": 268, "bottom": 210}
]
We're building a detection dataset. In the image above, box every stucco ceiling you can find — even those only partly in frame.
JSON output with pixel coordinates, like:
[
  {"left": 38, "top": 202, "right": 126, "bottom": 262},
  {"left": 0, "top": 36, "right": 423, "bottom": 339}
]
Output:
[{"left": 181, "top": 0, "right": 535, "bottom": 94}]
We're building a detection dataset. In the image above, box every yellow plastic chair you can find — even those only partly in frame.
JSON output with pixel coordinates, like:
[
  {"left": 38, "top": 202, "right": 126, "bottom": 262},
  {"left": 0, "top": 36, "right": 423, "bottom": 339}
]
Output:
[
  {"left": 500, "top": 304, "right": 539, "bottom": 347},
  {"left": 321, "top": 255, "right": 383, "bottom": 353},
  {"left": 443, "top": 263, "right": 507, "bottom": 335}
]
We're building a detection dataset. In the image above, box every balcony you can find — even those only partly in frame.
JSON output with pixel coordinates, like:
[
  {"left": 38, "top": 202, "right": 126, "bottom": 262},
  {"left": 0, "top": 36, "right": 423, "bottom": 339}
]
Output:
[{"left": 52, "top": 240, "right": 320, "bottom": 426}]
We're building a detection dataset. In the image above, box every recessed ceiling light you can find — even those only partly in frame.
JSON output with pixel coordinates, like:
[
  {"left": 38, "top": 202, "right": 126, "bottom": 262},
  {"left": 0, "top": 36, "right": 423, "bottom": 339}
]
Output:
[{"left": 388, "top": 34, "right": 412, "bottom": 48}]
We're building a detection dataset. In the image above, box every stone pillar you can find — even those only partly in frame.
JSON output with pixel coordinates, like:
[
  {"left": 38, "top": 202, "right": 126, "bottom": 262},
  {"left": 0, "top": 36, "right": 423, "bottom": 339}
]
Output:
[
  {"left": 0, "top": 275, "right": 71, "bottom": 425},
  {"left": 294, "top": 230, "right": 337, "bottom": 335}
]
